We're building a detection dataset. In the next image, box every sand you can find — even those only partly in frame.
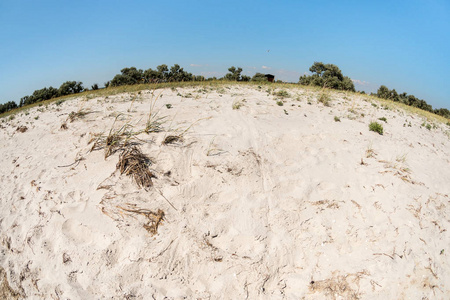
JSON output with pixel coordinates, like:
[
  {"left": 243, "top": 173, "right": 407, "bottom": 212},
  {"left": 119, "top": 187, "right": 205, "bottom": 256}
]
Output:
[{"left": 0, "top": 85, "right": 449, "bottom": 299}]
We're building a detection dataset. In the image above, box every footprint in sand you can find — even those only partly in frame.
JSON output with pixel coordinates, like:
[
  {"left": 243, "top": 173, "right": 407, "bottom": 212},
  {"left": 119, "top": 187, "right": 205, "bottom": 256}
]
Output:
[{"left": 62, "top": 219, "right": 93, "bottom": 245}]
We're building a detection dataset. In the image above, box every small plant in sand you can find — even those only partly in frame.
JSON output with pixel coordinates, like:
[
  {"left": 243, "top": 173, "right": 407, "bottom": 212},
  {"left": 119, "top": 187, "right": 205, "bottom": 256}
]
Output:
[
  {"left": 117, "top": 146, "right": 154, "bottom": 188},
  {"left": 274, "top": 90, "right": 290, "bottom": 98},
  {"left": 232, "top": 100, "right": 244, "bottom": 110},
  {"left": 334, "top": 116, "right": 341, "bottom": 122},
  {"left": 276, "top": 100, "right": 284, "bottom": 106},
  {"left": 378, "top": 117, "right": 387, "bottom": 123},
  {"left": 369, "top": 121, "right": 383, "bottom": 135},
  {"left": 318, "top": 93, "right": 331, "bottom": 106},
  {"left": 90, "top": 115, "right": 140, "bottom": 158},
  {"left": 68, "top": 109, "right": 90, "bottom": 122},
  {"left": 145, "top": 90, "right": 167, "bottom": 133},
  {"left": 166, "top": 104, "right": 172, "bottom": 109}
]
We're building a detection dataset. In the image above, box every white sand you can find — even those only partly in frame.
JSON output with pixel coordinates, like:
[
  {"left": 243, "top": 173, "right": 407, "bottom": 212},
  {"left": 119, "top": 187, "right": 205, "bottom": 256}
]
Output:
[{"left": 1, "top": 85, "right": 449, "bottom": 299}]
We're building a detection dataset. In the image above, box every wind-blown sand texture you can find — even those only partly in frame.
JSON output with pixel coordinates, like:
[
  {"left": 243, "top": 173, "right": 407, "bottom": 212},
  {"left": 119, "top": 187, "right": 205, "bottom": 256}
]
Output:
[{"left": 1, "top": 85, "right": 449, "bottom": 299}]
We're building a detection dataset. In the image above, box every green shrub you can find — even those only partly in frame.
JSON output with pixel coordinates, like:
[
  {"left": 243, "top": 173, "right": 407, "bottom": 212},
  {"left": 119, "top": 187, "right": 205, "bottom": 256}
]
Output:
[
  {"left": 276, "top": 100, "right": 284, "bottom": 106},
  {"left": 166, "top": 104, "right": 172, "bottom": 109},
  {"left": 274, "top": 90, "right": 290, "bottom": 98},
  {"left": 369, "top": 121, "right": 383, "bottom": 135},
  {"left": 378, "top": 117, "right": 387, "bottom": 123},
  {"left": 426, "top": 123, "right": 432, "bottom": 130},
  {"left": 334, "top": 116, "right": 341, "bottom": 122}
]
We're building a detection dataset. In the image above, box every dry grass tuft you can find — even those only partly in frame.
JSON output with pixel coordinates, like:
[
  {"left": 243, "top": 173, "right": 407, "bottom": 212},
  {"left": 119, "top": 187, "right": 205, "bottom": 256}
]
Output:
[
  {"left": 16, "top": 126, "right": 28, "bottom": 133},
  {"left": 68, "top": 109, "right": 90, "bottom": 122},
  {"left": 309, "top": 271, "right": 368, "bottom": 300},
  {"left": 118, "top": 206, "right": 165, "bottom": 235},
  {"left": 60, "top": 122, "right": 68, "bottom": 130},
  {"left": 117, "top": 146, "right": 154, "bottom": 188},
  {"left": 162, "top": 135, "right": 184, "bottom": 145},
  {"left": 89, "top": 115, "right": 140, "bottom": 158}
]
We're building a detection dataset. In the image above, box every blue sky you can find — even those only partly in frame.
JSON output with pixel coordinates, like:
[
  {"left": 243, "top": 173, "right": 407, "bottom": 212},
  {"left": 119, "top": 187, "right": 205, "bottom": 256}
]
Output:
[{"left": 1, "top": 0, "right": 449, "bottom": 109}]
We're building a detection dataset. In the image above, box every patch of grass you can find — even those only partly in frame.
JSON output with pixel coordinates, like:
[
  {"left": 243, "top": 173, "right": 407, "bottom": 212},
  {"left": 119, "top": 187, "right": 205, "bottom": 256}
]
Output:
[
  {"left": 426, "top": 123, "right": 432, "bottom": 130},
  {"left": 90, "top": 115, "right": 140, "bottom": 158},
  {"left": 232, "top": 99, "right": 244, "bottom": 110},
  {"left": 274, "top": 90, "right": 290, "bottom": 98},
  {"left": 334, "top": 116, "right": 341, "bottom": 122},
  {"left": 145, "top": 90, "right": 167, "bottom": 133},
  {"left": 276, "top": 100, "right": 284, "bottom": 106},
  {"left": 318, "top": 93, "right": 331, "bottom": 106},
  {"left": 34, "top": 116, "right": 39, "bottom": 120},
  {"left": 68, "top": 109, "right": 91, "bottom": 122},
  {"left": 55, "top": 99, "right": 65, "bottom": 106},
  {"left": 369, "top": 121, "right": 384, "bottom": 135},
  {"left": 378, "top": 117, "right": 387, "bottom": 123}
]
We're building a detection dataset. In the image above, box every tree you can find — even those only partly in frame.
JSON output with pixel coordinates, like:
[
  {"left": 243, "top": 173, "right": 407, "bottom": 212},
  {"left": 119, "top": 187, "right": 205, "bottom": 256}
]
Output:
[
  {"left": 299, "top": 62, "right": 355, "bottom": 91},
  {"left": 377, "top": 85, "right": 390, "bottom": 99},
  {"left": 168, "top": 64, "right": 193, "bottom": 82},
  {"left": 110, "top": 67, "right": 144, "bottom": 87},
  {"left": 59, "top": 81, "right": 84, "bottom": 96},
  {"left": 0, "top": 101, "right": 18, "bottom": 114},
  {"left": 91, "top": 83, "right": 99, "bottom": 90},
  {"left": 224, "top": 66, "right": 243, "bottom": 81}
]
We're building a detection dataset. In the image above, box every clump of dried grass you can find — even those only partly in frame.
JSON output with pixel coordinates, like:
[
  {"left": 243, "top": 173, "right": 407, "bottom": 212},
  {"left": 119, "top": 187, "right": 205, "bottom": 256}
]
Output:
[
  {"left": 16, "top": 126, "right": 28, "bottom": 133},
  {"left": 68, "top": 109, "right": 90, "bottom": 122},
  {"left": 145, "top": 90, "right": 167, "bottom": 133},
  {"left": 60, "top": 122, "right": 68, "bottom": 130},
  {"left": 89, "top": 115, "right": 140, "bottom": 158},
  {"left": 117, "top": 146, "right": 154, "bottom": 188},
  {"left": 162, "top": 135, "right": 184, "bottom": 145},
  {"left": 118, "top": 206, "right": 165, "bottom": 235}
]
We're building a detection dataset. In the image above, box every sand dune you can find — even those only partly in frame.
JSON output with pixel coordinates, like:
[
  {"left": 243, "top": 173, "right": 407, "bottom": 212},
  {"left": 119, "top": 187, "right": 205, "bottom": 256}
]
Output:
[{"left": 1, "top": 85, "right": 449, "bottom": 299}]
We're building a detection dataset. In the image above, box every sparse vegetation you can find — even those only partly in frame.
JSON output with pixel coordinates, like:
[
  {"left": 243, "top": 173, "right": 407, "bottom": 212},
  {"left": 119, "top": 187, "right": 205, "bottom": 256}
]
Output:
[
  {"left": 378, "top": 117, "right": 387, "bottom": 123},
  {"left": 369, "top": 121, "right": 384, "bottom": 135},
  {"left": 318, "top": 93, "right": 331, "bottom": 106},
  {"left": 334, "top": 116, "right": 341, "bottom": 122}
]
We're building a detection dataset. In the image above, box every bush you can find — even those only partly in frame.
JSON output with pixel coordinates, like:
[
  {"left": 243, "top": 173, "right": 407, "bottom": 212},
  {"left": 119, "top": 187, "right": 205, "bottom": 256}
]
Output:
[
  {"left": 369, "top": 122, "right": 383, "bottom": 135},
  {"left": 274, "top": 90, "right": 290, "bottom": 98},
  {"left": 91, "top": 83, "right": 99, "bottom": 90},
  {"left": 334, "top": 116, "right": 340, "bottom": 122},
  {"left": 378, "top": 117, "right": 387, "bottom": 123}
]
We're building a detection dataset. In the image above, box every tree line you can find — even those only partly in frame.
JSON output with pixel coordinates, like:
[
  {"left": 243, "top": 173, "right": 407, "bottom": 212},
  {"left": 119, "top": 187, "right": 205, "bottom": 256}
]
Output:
[
  {"left": 1, "top": 62, "right": 448, "bottom": 119},
  {"left": 376, "top": 85, "right": 449, "bottom": 119}
]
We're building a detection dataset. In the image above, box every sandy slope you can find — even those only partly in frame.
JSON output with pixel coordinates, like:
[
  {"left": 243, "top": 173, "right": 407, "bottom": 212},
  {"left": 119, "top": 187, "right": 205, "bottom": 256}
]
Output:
[{"left": 1, "top": 85, "right": 449, "bottom": 299}]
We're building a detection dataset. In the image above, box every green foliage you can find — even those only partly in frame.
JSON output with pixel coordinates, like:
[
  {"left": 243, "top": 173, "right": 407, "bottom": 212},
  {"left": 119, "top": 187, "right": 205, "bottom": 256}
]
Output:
[
  {"left": 91, "top": 83, "right": 99, "bottom": 90},
  {"left": 59, "top": 81, "right": 84, "bottom": 96},
  {"left": 376, "top": 84, "right": 448, "bottom": 118},
  {"left": 369, "top": 121, "right": 384, "bottom": 135},
  {"left": 299, "top": 62, "right": 355, "bottom": 91},
  {"left": 224, "top": 66, "right": 247, "bottom": 81},
  {"left": 334, "top": 116, "right": 340, "bottom": 122},
  {"left": 111, "top": 67, "right": 144, "bottom": 87},
  {"left": 251, "top": 73, "right": 268, "bottom": 82},
  {"left": 378, "top": 117, "right": 387, "bottom": 123},
  {"left": 276, "top": 100, "right": 284, "bottom": 106},
  {"left": 274, "top": 90, "right": 290, "bottom": 98},
  {"left": 0, "top": 101, "right": 18, "bottom": 114}
]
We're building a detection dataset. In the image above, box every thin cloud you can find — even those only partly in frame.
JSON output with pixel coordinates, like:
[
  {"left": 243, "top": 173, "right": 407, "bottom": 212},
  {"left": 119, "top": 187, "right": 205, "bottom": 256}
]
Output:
[
  {"left": 351, "top": 79, "right": 369, "bottom": 86},
  {"left": 190, "top": 64, "right": 203, "bottom": 67},
  {"left": 262, "top": 65, "right": 271, "bottom": 70}
]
